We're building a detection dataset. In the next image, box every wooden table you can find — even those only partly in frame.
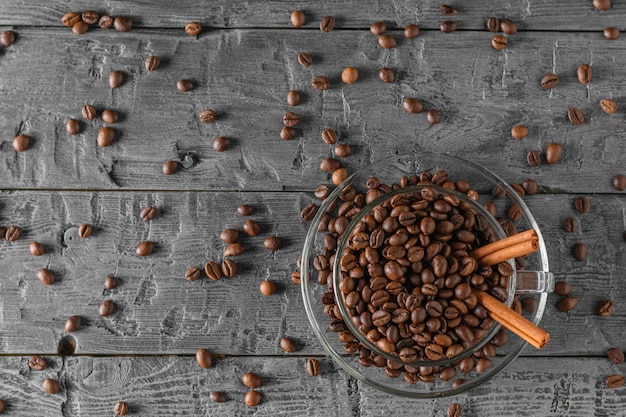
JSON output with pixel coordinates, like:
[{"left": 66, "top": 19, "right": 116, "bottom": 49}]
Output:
[{"left": 1, "top": 1, "right": 625, "bottom": 415}]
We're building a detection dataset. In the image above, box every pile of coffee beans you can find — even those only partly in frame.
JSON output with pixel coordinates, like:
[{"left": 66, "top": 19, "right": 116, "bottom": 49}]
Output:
[{"left": 61, "top": 11, "right": 133, "bottom": 34}]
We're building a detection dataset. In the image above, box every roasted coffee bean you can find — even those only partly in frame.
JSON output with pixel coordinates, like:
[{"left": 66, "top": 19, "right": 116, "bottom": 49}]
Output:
[
  {"left": 224, "top": 243, "right": 244, "bottom": 257},
  {"left": 287, "top": 90, "right": 301, "bottom": 106},
  {"left": 97, "top": 127, "right": 115, "bottom": 147},
  {"left": 82, "top": 104, "right": 96, "bottom": 120},
  {"left": 221, "top": 259, "right": 237, "bottom": 277},
  {"left": 62, "top": 12, "right": 81, "bottom": 27},
  {"left": 242, "top": 371, "right": 262, "bottom": 388},
  {"left": 176, "top": 79, "right": 193, "bottom": 92},
  {"left": 306, "top": 358, "right": 321, "bottom": 376},
  {"left": 341, "top": 67, "right": 359, "bottom": 84},
  {"left": 499, "top": 19, "right": 517, "bottom": 35},
  {"left": 280, "top": 337, "right": 297, "bottom": 352},
  {"left": 210, "top": 391, "right": 227, "bottom": 403},
  {"left": 113, "top": 401, "right": 129, "bottom": 416},
  {"left": 28, "top": 355, "right": 47, "bottom": 371},
  {"left": 379, "top": 68, "right": 395, "bottom": 83},
  {"left": 205, "top": 261, "right": 222, "bottom": 281},
  {"left": 185, "top": 22, "right": 202, "bottom": 36},
  {"left": 320, "top": 16, "right": 335, "bottom": 32},
  {"left": 545, "top": 143, "right": 563, "bottom": 164},
  {"left": 72, "top": 21, "right": 89, "bottom": 35},
  {"left": 563, "top": 217, "right": 577, "bottom": 233},
  {"left": 523, "top": 178, "right": 539, "bottom": 195},
  {"left": 264, "top": 236, "right": 282, "bottom": 251},
  {"left": 13, "top": 134, "right": 30, "bottom": 152},
  {"left": 554, "top": 281, "right": 572, "bottom": 296},
  {"left": 301, "top": 203, "right": 319, "bottom": 221},
  {"left": 511, "top": 125, "right": 528, "bottom": 139},
  {"left": 425, "top": 344, "right": 444, "bottom": 360},
  {"left": 145, "top": 55, "right": 160, "bottom": 72},
  {"left": 568, "top": 107, "right": 584, "bottom": 125},
  {"left": 30, "top": 241, "right": 44, "bottom": 256},
  {"left": 290, "top": 10, "right": 305, "bottom": 28},
  {"left": 242, "top": 219, "right": 261, "bottom": 236},
  {"left": 199, "top": 109, "right": 216, "bottom": 123},
  {"left": 281, "top": 127, "right": 296, "bottom": 140},
  {"left": 507, "top": 205, "right": 522, "bottom": 222},
  {"left": 608, "top": 348, "right": 625, "bottom": 364},
  {"left": 491, "top": 35, "right": 507, "bottom": 50},
  {"left": 238, "top": 204, "right": 254, "bottom": 216},
  {"left": 577, "top": 64, "right": 592, "bottom": 84},
  {"left": 604, "top": 27, "right": 620, "bottom": 40},
  {"left": 487, "top": 17, "right": 500, "bottom": 32},
  {"left": 102, "top": 109, "right": 119, "bottom": 124},
  {"left": 283, "top": 111, "right": 300, "bottom": 127},
  {"left": 427, "top": 110, "right": 440, "bottom": 124},
  {"left": 541, "top": 73, "right": 560, "bottom": 89},
  {"left": 574, "top": 196, "right": 590, "bottom": 213},
  {"left": 322, "top": 128, "right": 338, "bottom": 144},
  {"left": 606, "top": 374, "right": 625, "bottom": 389},
  {"left": 440, "top": 21, "right": 457, "bottom": 33},
  {"left": 196, "top": 348, "right": 213, "bottom": 368},
  {"left": 162, "top": 160, "right": 178, "bottom": 175},
  {"left": 320, "top": 157, "right": 341, "bottom": 172},
  {"left": 108, "top": 71, "right": 124, "bottom": 89},
  {"left": 370, "top": 21, "right": 386, "bottom": 35},
  {"left": 378, "top": 35, "right": 397, "bottom": 49},
  {"left": 65, "top": 315, "right": 82, "bottom": 332},
  {"left": 113, "top": 16, "right": 133, "bottom": 32},
  {"left": 600, "top": 98, "right": 618, "bottom": 114},
  {"left": 440, "top": 5, "right": 458, "bottom": 15},
  {"left": 42, "top": 378, "right": 60, "bottom": 394},
  {"left": 140, "top": 206, "right": 157, "bottom": 221},
  {"left": 99, "top": 299, "right": 115, "bottom": 316},
  {"left": 135, "top": 241, "right": 154, "bottom": 257},
  {"left": 527, "top": 150, "right": 541, "bottom": 167},
  {"left": 213, "top": 136, "right": 229, "bottom": 152},
  {"left": 298, "top": 52, "right": 313, "bottom": 67},
  {"left": 185, "top": 266, "right": 202, "bottom": 282},
  {"left": 403, "top": 98, "right": 424, "bottom": 114},
  {"left": 614, "top": 174, "right": 626, "bottom": 191},
  {"left": 245, "top": 390, "right": 262, "bottom": 406},
  {"left": 404, "top": 24, "right": 420, "bottom": 39},
  {"left": 448, "top": 403, "right": 462, "bottom": 417},
  {"left": 597, "top": 299, "right": 615, "bottom": 316},
  {"left": 334, "top": 144, "right": 351, "bottom": 159},
  {"left": 260, "top": 280, "right": 277, "bottom": 296},
  {"left": 572, "top": 242, "right": 587, "bottom": 261},
  {"left": 556, "top": 296, "right": 578, "bottom": 312},
  {"left": 99, "top": 15, "right": 113, "bottom": 29},
  {"left": 38, "top": 268, "right": 55, "bottom": 285},
  {"left": 104, "top": 275, "right": 117, "bottom": 290},
  {"left": 66, "top": 118, "right": 80, "bottom": 135},
  {"left": 593, "top": 0, "right": 612, "bottom": 10}
]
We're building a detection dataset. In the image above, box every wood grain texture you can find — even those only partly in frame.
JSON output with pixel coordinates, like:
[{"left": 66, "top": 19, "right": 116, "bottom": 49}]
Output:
[
  {"left": 0, "top": 356, "right": 624, "bottom": 416},
  {"left": 1, "top": 191, "right": 624, "bottom": 355},
  {"left": 0, "top": 29, "right": 624, "bottom": 192},
  {"left": 0, "top": 1, "right": 625, "bottom": 30}
]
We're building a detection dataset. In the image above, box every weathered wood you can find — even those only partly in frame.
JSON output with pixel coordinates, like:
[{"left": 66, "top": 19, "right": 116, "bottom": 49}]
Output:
[
  {"left": 0, "top": 29, "right": 624, "bottom": 192},
  {"left": 1, "top": 191, "right": 624, "bottom": 355},
  {"left": 0, "top": 355, "right": 624, "bottom": 416},
  {"left": 0, "top": 1, "right": 624, "bottom": 31}
]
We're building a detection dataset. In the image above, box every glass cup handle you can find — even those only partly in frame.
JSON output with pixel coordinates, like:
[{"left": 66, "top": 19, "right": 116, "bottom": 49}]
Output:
[{"left": 515, "top": 271, "right": 555, "bottom": 293}]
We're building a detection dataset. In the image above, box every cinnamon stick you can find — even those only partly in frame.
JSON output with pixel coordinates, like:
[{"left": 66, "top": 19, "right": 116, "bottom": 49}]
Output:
[
  {"left": 469, "top": 229, "right": 538, "bottom": 261},
  {"left": 474, "top": 290, "right": 550, "bottom": 349},
  {"left": 478, "top": 239, "right": 539, "bottom": 266}
]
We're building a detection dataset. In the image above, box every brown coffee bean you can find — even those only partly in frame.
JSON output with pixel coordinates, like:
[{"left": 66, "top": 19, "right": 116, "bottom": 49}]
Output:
[
  {"left": 320, "top": 16, "right": 335, "bottom": 32},
  {"left": 511, "top": 125, "right": 529, "bottom": 139},
  {"left": 311, "top": 75, "right": 330, "bottom": 91},
  {"left": 101, "top": 109, "right": 119, "bottom": 124},
  {"left": 556, "top": 296, "right": 578, "bottom": 312},
  {"left": 99, "top": 299, "right": 115, "bottom": 316},
  {"left": 283, "top": 111, "right": 300, "bottom": 127},
  {"left": 13, "top": 134, "right": 30, "bottom": 152},
  {"left": 320, "top": 157, "right": 341, "bottom": 172},
  {"left": 568, "top": 107, "right": 584, "bottom": 125},
  {"left": 448, "top": 403, "right": 462, "bottom": 417},
  {"left": 487, "top": 17, "right": 500, "bottom": 32},
  {"left": 199, "top": 109, "right": 216, "bottom": 123},
  {"left": 221, "top": 259, "right": 237, "bottom": 277},
  {"left": 224, "top": 243, "right": 244, "bottom": 257},
  {"left": 321, "top": 128, "right": 338, "bottom": 145},
  {"left": 213, "top": 136, "right": 229, "bottom": 152},
  {"left": 245, "top": 390, "right": 262, "bottom": 406},
  {"left": 563, "top": 217, "right": 577, "bottom": 232},
  {"left": 177, "top": 79, "right": 194, "bottom": 92},
  {"left": 280, "top": 127, "right": 296, "bottom": 140},
  {"left": 185, "top": 266, "right": 202, "bottom": 282},
  {"left": 113, "top": 401, "right": 129, "bottom": 416},
  {"left": 280, "top": 337, "right": 297, "bottom": 352},
  {"left": 109, "top": 71, "right": 123, "bottom": 89},
  {"left": 62, "top": 12, "right": 81, "bottom": 27},
  {"left": 314, "top": 185, "right": 331, "bottom": 199},
  {"left": 82, "top": 104, "right": 96, "bottom": 120},
  {"left": 99, "top": 15, "right": 113, "bottom": 29},
  {"left": 243, "top": 220, "right": 261, "bottom": 236},
  {"left": 500, "top": 19, "right": 518, "bottom": 35},
  {"left": 614, "top": 175, "right": 626, "bottom": 191},
  {"left": 42, "top": 378, "right": 60, "bottom": 394},
  {"left": 196, "top": 348, "right": 213, "bottom": 368},
  {"left": 545, "top": 143, "right": 563, "bottom": 164},
  {"left": 440, "top": 21, "right": 457, "bottom": 33},
  {"left": 65, "top": 315, "right": 82, "bottom": 332},
  {"left": 113, "top": 16, "right": 133, "bottom": 32},
  {"left": 97, "top": 127, "right": 115, "bottom": 147},
  {"left": 140, "top": 206, "right": 157, "bottom": 221},
  {"left": 608, "top": 348, "right": 625, "bottom": 364},
  {"left": 72, "top": 21, "right": 89, "bottom": 35},
  {"left": 606, "top": 374, "right": 625, "bottom": 389},
  {"left": 136, "top": 241, "right": 155, "bottom": 257},
  {"left": 66, "top": 118, "right": 80, "bottom": 135},
  {"left": 523, "top": 178, "right": 539, "bottom": 195},
  {"left": 334, "top": 144, "right": 351, "bottom": 158},
  {"left": 162, "top": 160, "right": 178, "bottom": 175},
  {"left": 242, "top": 371, "right": 262, "bottom": 388},
  {"left": 104, "top": 275, "right": 118, "bottom": 290},
  {"left": 572, "top": 243, "right": 587, "bottom": 261},
  {"left": 427, "top": 110, "right": 441, "bottom": 124},
  {"left": 220, "top": 229, "right": 239, "bottom": 244},
  {"left": 399, "top": 23, "right": 419, "bottom": 40},
  {"left": 370, "top": 21, "right": 386, "bottom": 35},
  {"left": 287, "top": 90, "right": 301, "bottom": 106},
  {"left": 541, "top": 73, "right": 560, "bottom": 89},
  {"left": 440, "top": 5, "right": 458, "bottom": 15},
  {"left": 403, "top": 98, "right": 424, "bottom": 114},
  {"left": 490, "top": 34, "right": 507, "bottom": 50},
  {"left": 298, "top": 52, "right": 313, "bottom": 67},
  {"left": 204, "top": 262, "right": 222, "bottom": 281},
  {"left": 554, "top": 282, "right": 572, "bottom": 296},
  {"left": 264, "top": 236, "right": 283, "bottom": 250},
  {"left": 185, "top": 22, "right": 202, "bottom": 36},
  {"left": 577, "top": 64, "right": 592, "bottom": 84},
  {"left": 28, "top": 355, "right": 47, "bottom": 371},
  {"left": 37, "top": 268, "right": 55, "bottom": 285},
  {"left": 378, "top": 35, "right": 397, "bottom": 49},
  {"left": 342, "top": 67, "right": 359, "bottom": 84},
  {"left": 527, "top": 150, "right": 541, "bottom": 167},
  {"left": 597, "top": 299, "right": 614, "bottom": 316},
  {"left": 300, "top": 203, "right": 319, "bottom": 221},
  {"left": 600, "top": 99, "right": 618, "bottom": 114},
  {"left": 77, "top": 223, "right": 92, "bottom": 238},
  {"left": 574, "top": 196, "right": 591, "bottom": 213},
  {"left": 260, "top": 280, "right": 277, "bottom": 296},
  {"left": 210, "top": 391, "right": 227, "bottom": 403},
  {"left": 604, "top": 27, "right": 620, "bottom": 40},
  {"left": 29, "top": 241, "right": 44, "bottom": 256},
  {"left": 145, "top": 55, "right": 160, "bottom": 72},
  {"left": 593, "top": 0, "right": 612, "bottom": 10},
  {"left": 306, "top": 358, "right": 321, "bottom": 376}
]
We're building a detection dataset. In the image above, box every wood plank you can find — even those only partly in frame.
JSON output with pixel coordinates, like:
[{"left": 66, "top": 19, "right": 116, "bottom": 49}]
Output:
[
  {"left": 0, "top": 356, "right": 624, "bottom": 416},
  {"left": 0, "top": 1, "right": 625, "bottom": 31},
  {"left": 1, "top": 191, "right": 624, "bottom": 355},
  {"left": 0, "top": 29, "right": 624, "bottom": 192}
]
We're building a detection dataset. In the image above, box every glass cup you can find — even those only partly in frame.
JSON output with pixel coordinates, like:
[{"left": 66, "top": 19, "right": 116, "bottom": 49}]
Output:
[{"left": 301, "top": 152, "right": 555, "bottom": 397}]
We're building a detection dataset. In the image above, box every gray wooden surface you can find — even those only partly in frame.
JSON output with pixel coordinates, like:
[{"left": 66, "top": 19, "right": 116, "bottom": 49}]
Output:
[{"left": 0, "top": 1, "right": 625, "bottom": 416}]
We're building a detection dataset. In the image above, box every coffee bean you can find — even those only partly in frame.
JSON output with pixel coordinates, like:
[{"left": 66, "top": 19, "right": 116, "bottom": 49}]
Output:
[
  {"left": 28, "top": 355, "right": 47, "bottom": 371},
  {"left": 221, "top": 259, "right": 237, "bottom": 277},
  {"left": 29, "top": 241, "right": 44, "bottom": 256},
  {"left": 245, "top": 390, "right": 262, "bottom": 406},
  {"left": 238, "top": 204, "right": 254, "bottom": 216},
  {"left": 440, "top": 21, "right": 457, "bottom": 33},
  {"left": 499, "top": 20, "right": 518, "bottom": 35},
  {"left": 600, "top": 99, "right": 618, "bottom": 114},
  {"left": 37, "top": 268, "right": 55, "bottom": 285},
  {"left": 554, "top": 282, "right": 572, "bottom": 296},
  {"left": 320, "top": 157, "right": 341, "bottom": 172},
  {"left": 72, "top": 21, "right": 89, "bottom": 35},
  {"left": 593, "top": 0, "right": 612, "bottom": 10},
  {"left": 487, "top": 17, "right": 500, "bottom": 32},
  {"left": 606, "top": 374, "right": 625, "bottom": 389},
  {"left": 577, "top": 64, "right": 592, "bottom": 84},
  {"left": 447, "top": 403, "right": 462, "bottom": 417},
  {"left": 99, "top": 15, "right": 113, "bottom": 29},
  {"left": 541, "top": 73, "right": 560, "bottom": 89},
  {"left": 210, "top": 391, "right": 227, "bottom": 403},
  {"left": 311, "top": 76, "right": 330, "bottom": 91},
  {"left": 260, "top": 280, "right": 277, "bottom": 296},
  {"left": 280, "top": 337, "right": 297, "bottom": 353},
  {"left": 511, "top": 125, "right": 529, "bottom": 139},
  {"left": 613, "top": 174, "right": 626, "bottom": 191},
  {"left": 342, "top": 67, "right": 359, "bottom": 84},
  {"left": 162, "top": 160, "right": 178, "bottom": 175},
  {"left": 82, "top": 104, "right": 96, "bottom": 120},
  {"left": 403, "top": 98, "right": 424, "bottom": 114},
  {"left": 66, "top": 118, "right": 80, "bottom": 135},
  {"left": 213, "top": 136, "right": 229, "bottom": 152},
  {"left": 243, "top": 219, "right": 261, "bottom": 236},
  {"left": 321, "top": 128, "right": 338, "bottom": 145},
  {"left": 97, "top": 127, "right": 115, "bottom": 147},
  {"left": 306, "top": 358, "right": 321, "bottom": 376},
  {"left": 557, "top": 296, "right": 578, "bottom": 312},
  {"left": 489, "top": 34, "right": 507, "bottom": 50},
  {"left": 440, "top": 5, "right": 458, "bottom": 15},
  {"left": 399, "top": 24, "right": 419, "bottom": 40},
  {"left": 203, "top": 261, "right": 222, "bottom": 281},
  {"left": 523, "top": 178, "right": 539, "bottom": 195},
  {"left": 604, "top": 27, "right": 620, "bottom": 40},
  {"left": 177, "top": 79, "right": 194, "bottom": 92},
  {"left": 301, "top": 203, "right": 319, "bottom": 221},
  {"left": 289, "top": 9, "right": 306, "bottom": 27},
  {"left": 242, "top": 371, "right": 262, "bottom": 388},
  {"left": 334, "top": 144, "right": 351, "bottom": 158},
  {"left": 287, "top": 90, "right": 301, "bottom": 106},
  {"left": 196, "top": 348, "right": 213, "bottom": 368},
  {"left": 572, "top": 242, "right": 587, "bottom": 261},
  {"left": 185, "top": 266, "right": 202, "bottom": 282},
  {"left": 545, "top": 143, "right": 563, "bottom": 164},
  {"left": 370, "top": 21, "right": 386, "bottom": 35},
  {"left": 114, "top": 16, "right": 133, "bottom": 32},
  {"left": 64, "top": 315, "right": 82, "bottom": 332},
  {"left": 185, "top": 22, "right": 202, "bottom": 36},
  {"left": 427, "top": 110, "right": 441, "bottom": 124},
  {"left": 264, "top": 236, "right": 283, "bottom": 250},
  {"left": 81, "top": 10, "right": 99, "bottom": 25},
  {"left": 280, "top": 127, "right": 296, "bottom": 140},
  {"left": 567, "top": 107, "right": 584, "bottom": 125},
  {"left": 145, "top": 55, "right": 160, "bottom": 72},
  {"left": 62, "top": 12, "right": 81, "bottom": 27},
  {"left": 104, "top": 275, "right": 118, "bottom": 289},
  {"left": 42, "top": 378, "right": 60, "bottom": 394},
  {"left": 378, "top": 35, "right": 397, "bottom": 49},
  {"left": 224, "top": 243, "right": 244, "bottom": 257},
  {"left": 320, "top": 16, "right": 335, "bottom": 32},
  {"left": 563, "top": 217, "right": 577, "bottom": 232},
  {"left": 99, "top": 299, "right": 115, "bottom": 316},
  {"left": 139, "top": 206, "right": 156, "bottom": 221},
  {"left": 298, "top": 52, "right": 313, "bottom": 67},
  {"left": 1, "top": 30, "right": 16, "bottom": 47},
  {"left": 524, "top": 150, "right": 540, "bottom": 167},
  {"left": 136, "top": 241, "right": 155, "bottom": 257},
  {"left": 283, "top": 111, "right": 300, "bottom": 127},
  {"left": 608, "top": 348, "right": 625, "bottom": 364},
  {"left": 113, "top": 401, "right": 129, "bottom": 416},
  {"left": 13, "top": 134, "right": 30, "bottom": 152},
  {"left": 78, "top": 223, "right": 92, "bottom": 238},
  {"left": 199, "top": 109, "right": 216, "bottom": 123},
  {"left": 575, "top": 196, "right": 591, "bottom": 213},
  {"left": 315, "top": 185, "right": 331, "bottom": 199},
  {"left": 100, "top": 109, "right": 119, "bottom": 124},
  {"left": 597, "top": 299, "right": 614, "bottom": 316}
]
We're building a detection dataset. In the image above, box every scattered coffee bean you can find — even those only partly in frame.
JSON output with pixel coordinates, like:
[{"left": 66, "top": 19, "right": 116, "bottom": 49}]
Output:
[
  {"left": 213, "top": 136, "right": 230, "bottom": 152},
  {"left": 0, "top": 399, "right": 4, "bottom": 414},
  {"left": 523, "top": 178, "right": 539, "bottom": 195},
  {"left": 321, "top": 128, "right": 338, "bottom": 145},
  {"left": 545, "top": 143, "right": 563, "bottom": 164},
  {"left": 314, "top": 185, "right": 331, "bottom": 199},
  {"left": 97, "top": 127, "right": 115, "bottom": 147},
  {"left": 568, "top": 107, "right": 584, "bottom": 125},
  {"left": 242, "top": 371, "right": 262, "bottom": 388},
  {"left": 113, "top": 401, "right": 129, "bottom": 416},
  {"left": 66, "top": 118, "right": 80, "bottom": 135},
  {"left": 606, "top": 374, "right": 625, "bottom": 389},
  {"left": 290, "top": 10, "right": 305, "bottom": 27},
  {"left": 527, "top": 150, "right": 541, "bottom": 167},
  {"left": 13, "top": 134, "right": 30, "bottom": 152},
  {"left": 185, "top": 22, "right": 202, "bottom": 36},
  {"left": 320, "top": 157, "right": 341, "bottom": 172},
  {"left": 298, "top": 52, "right": 313, "bottom": 67},
  {"left": 334, "top": 144, "right": 351, "bottom": 158},
  {"left": 311, "top": 75, "right": 330, "bottom": 91},
  {"left": 557, "top": 296, "right": 578, "bottom": 312},
  {"left": 5, "top": 226, "right": 22, "bottom": 242},
  {"left": 264, "top": 236, "right": 283, "bottom": 250},
  {"left": 62, "top": 12, "right": 81, "bottom": 27},
  {"left": 575, "top": 196, "right": 591, "bottom": 213},
  {"left": 185, "top": 266, "right": 202, "bottom": 282},
  {"left": 177, "top": 79, "right": 194, "bottom": 92},
  {"left": 238, "top": 204, "right": 254, "bottom": 216},
  {"left": 65, "top": 315, "right": 82, "bottom": 332},
  {"left": 260, "top": 280, "right": 276, "bottom": 296},
  {"left": 280, "top": 337, "right": 297, "bottom": 352},
  {"left": 300, "top": 203, "right": 319, "bottom": 221},
  {"left": 102, "top": 109, "right": 118, "bottom": 124},
  {"left": 204, "top": 261, "right": 223, "bottom": 281},
  {"left": 541, "top": 73, "right": 560, "bottom": 89},
  {"left": 491, "top": 35, "right": 507, "bottom": 50},
  {"left": 593, "top": 0, "right": 612, "bottom": 10},
  {"left": 378, "top": 35, "right": 397, "bottom": 49},
  {"left": 563, "top": 217, "right": 578, "bottom": 233},
  {"left": 72, "top": 21, "right": 89, "bottom": 35},
  {"left": 80, "top": 10, "right": 99, "bottom": 25},
  {"left": 597, "top": 299, "right": 615, "bottom": 316},
  {"left": 104, "top": 275, "right": 118, "bottom": 290},
  {"left": 572, "top": 242, "right": 587, "bottom": 261},
  {"left": 99, "top": 299, "right": 115, "bottom": 316},
  {"left": 162, "top": 160, "right": 178, "bottom": 175},
  {"left": 82, "top": 104, "right": 96, "bottom": 120},
  {"left": 613, "top": 175, "right": 626, "bottom": 191},
  {"left": 283, "top": 111, "right": 300, "bottom": 127},
  {"left": 379, "top": 68, "right": 395, "bottom": 83},
  {"left": 604, "top": 27, "right": 620, "bottom": 40},
  {"left": 511, "top": 125, "right": 529, "bottom": 140},
  {"left": 427, "top": 109, "right": 441, "bottom": 124},
  {"left": 448, "top": 403, "right": 462, "bottom": 417},
  {"left": 243, "top": 219, "right": 261, "bottom": 236},
  {"left": 29, "top": 241, "right": 44, "bottom": 256},
  {"left": 291, "top": 271, "right": 301, "bottom": 284},
  {"left": 224, "top": 243, "right": 244, "bottom": 257},
  {"left": 106, "top": 71, "right": 124, "bottom": 90},
  {"left": 280, "top": 127, "right": 296, "bottom": 140},
  {"left": 114, "top": 16, "right": 133, "bottom": 32},
  {"left": 342, "top": 67, "right": 359, "bottom": 84},
  {"left": 28, "top": 355, "right": 47, "bottom": 371},
  {"left": 1, "top": 30, "right": 16, "bottom": 47},
  {"left": 608, "top": 348, "right": 625, "bottom": 364},
  {"left": 145, "top": 55, "right": 160, "bottom": 72},
  {"left": 402, "top": 98, "right": 424, "bottom": 114},
  {"left": 140, "top": 206, "right": 157, "bottom": 221},
  {"left": 136, "top": 241, "right": 155, "bottom": 257},
  {"left": 577, "top": 64, "right": 592, "bottom": 84},
  {"left": 600, "top": 99, "right": 618, "bottom": 114},
  {"left": 287, "top": 90, "right": 301, "bottom": 106},
  {"left": 42, "top": 378, "right": 60, "bottom": 394},
  {"left": 370, "top": 21, "right": 386, "bottom": 35},
  {"left": 222, "top": 259, "right": 237, "bottom": 277},
  {"left": 440, "top": 21, "right": 457, "bottom": 33},
  {"left": 440, "top": 5, "right": 458, "bottom": 15},
  {"left": 404, "top": 24, "right": 420, "bottom": 39},
  {"left": 199, "top": 109, "right": 216, "bottom": 123},
  {"left": 38, "top": 268, "right": 55, "bottom": 285},
  {"left": 320, "top": 16, "right": 335, "bottom": 32},
  {"left": 554, "top": 282, "right": 572, "bottom": 296},
  {"left": 196, "top": 348, "right": 213, "bottom": 368},
  {"left": 78, "top": 224, "right": 92, "bottom": 238},
  {"left": 245, "top": 390, "right": 262, "bottom": 406},
  {"left": 99, "top": 15, "right": 113, "bottom": 29},
  {"left": 487, "top": 17, "right": 500, "bottom": 32},
  {"left": 499, "top": 19, "right": 518, "bottom": 36},
  {"left": 306, "top": 358, "right": 321, "bottom": 376},
  {"left": 332, "top": 167, "right": 348, "bottom": 185}
]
